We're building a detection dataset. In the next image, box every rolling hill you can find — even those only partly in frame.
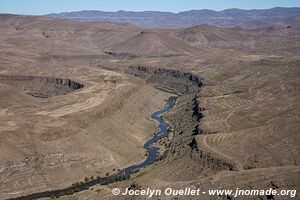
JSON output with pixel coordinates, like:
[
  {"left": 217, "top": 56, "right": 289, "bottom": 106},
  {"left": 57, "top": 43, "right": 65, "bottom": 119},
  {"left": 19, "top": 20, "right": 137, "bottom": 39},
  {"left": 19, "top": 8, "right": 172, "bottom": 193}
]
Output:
[{"left": 47, "top": 7, "right": 300, "bottom": 28}]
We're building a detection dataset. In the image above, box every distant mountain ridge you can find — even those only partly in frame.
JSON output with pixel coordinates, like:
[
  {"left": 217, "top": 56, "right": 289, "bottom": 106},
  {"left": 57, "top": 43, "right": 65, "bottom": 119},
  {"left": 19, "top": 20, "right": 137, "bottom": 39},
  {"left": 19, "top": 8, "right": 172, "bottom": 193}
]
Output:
[{"left": 46, "top": 7, "right": 300, "bottom": 28}]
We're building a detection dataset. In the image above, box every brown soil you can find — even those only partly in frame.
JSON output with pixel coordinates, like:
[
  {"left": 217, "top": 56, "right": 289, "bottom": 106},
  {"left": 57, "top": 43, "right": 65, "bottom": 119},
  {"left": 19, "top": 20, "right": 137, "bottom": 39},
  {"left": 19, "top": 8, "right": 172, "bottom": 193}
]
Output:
[{"left": 0, "top": 14, "right": 299, "bottom": 200}]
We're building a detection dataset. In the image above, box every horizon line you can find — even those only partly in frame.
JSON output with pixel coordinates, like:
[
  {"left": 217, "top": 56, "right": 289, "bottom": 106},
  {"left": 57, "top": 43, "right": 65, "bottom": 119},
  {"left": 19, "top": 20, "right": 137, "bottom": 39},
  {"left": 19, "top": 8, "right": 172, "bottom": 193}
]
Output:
[{"left": 1, "top": 6, "right": 299, "bottom": 16}]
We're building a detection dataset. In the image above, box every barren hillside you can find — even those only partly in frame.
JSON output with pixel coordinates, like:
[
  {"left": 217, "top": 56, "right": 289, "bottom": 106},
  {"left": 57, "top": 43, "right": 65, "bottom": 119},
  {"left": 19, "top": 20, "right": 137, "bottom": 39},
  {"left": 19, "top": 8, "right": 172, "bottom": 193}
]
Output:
[{"left": 0, "top": 14, "right": 299, "bottom": 200}]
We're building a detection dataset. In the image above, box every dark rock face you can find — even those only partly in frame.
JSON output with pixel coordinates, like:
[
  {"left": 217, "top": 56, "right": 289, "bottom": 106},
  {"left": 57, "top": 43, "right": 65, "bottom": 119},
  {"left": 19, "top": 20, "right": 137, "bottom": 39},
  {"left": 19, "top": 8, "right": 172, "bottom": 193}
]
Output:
[
  {"left": 192, "top": 95, "right": 203, "bottom": 121},
  {"left": 104, "top": 51, "right": 136, "bottom": 59},
  {"left": 189, "top": 137, "right": 198, "bottom": 150},
  {"left": 126, "top": 65, "right": 202, "bottom": 95},
  {"left": 0, "top": 75, "right": 83, "bottom": 98}
]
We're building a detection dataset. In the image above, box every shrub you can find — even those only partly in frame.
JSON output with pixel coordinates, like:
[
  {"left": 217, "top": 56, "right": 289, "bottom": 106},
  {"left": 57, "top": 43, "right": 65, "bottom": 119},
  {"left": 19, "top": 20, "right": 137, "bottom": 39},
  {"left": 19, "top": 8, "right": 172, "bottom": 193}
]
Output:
[
  {"left": 117, "top": 176, "right": 122, "bottom": 181},
  {"left": 101, "top": 181, "right": 108, "bottom": 185},
  {"left": 124, "top": 174, "right": 130, "bottom": 180},
  {"left": 109, "top": 179, "right": 114, "bottom": 183},
  {"left": 132, "top": 169, "right": 140, "bottom": 174},
  {"left": 233, "top": 89, "right": 246, "bottom": 94},
  {"left": 66, "top": 189, "right": 74, "bottom": 195}
]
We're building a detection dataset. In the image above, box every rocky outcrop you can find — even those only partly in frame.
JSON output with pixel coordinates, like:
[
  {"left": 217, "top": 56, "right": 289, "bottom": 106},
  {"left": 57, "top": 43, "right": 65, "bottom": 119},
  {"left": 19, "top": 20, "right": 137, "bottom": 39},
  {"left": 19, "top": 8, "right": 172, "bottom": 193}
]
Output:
[
  {"left": 126, "top": 65, "right": 202, "bottom": 95},
  {"left": 0, "top": 75, "right": 83, "bottom": 98},
  {"left": 104, "top": 51, "right": 136, "bottom": 59}
]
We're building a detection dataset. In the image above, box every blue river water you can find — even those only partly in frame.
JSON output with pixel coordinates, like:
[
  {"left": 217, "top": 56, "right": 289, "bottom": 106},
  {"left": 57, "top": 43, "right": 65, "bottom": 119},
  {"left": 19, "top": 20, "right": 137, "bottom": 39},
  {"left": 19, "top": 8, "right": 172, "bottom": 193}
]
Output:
[{"left": 10, "top": 96, "right": 177, "bottom": 200}]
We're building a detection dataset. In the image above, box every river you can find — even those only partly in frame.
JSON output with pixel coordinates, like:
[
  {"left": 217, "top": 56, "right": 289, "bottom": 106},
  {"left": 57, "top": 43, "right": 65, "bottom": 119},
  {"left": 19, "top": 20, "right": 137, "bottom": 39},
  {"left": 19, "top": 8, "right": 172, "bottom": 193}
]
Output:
[{"left": 9, "top": 96, "right": 177, "bottom": 200}]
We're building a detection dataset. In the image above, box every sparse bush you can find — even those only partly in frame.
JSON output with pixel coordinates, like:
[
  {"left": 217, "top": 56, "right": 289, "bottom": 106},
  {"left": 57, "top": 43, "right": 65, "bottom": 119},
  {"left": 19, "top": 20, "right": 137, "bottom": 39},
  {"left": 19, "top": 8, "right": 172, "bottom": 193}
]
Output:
[
  {"left": 66, "top": 189, "right": 75, "bottom": 195},
  {"left": 124, "top": 174, "right": 130, "bottom": 180},
  {"left": 117, "top": 176, "right": 122, "bottom": 181},
  {"left": 167, "top": 127, "right": 173, "bottom": 132},
  {"left": 56, "top": 191, "right": 65, "bottom": 198},
  {"left": 233, "top": 89, "right": 246, "bottom": 94},
  {"left": 109, "top": 179, "right": 114, "bottom": 183},
  {"left": 132, "top": 169, "right": 140, "bottom": 174}
]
